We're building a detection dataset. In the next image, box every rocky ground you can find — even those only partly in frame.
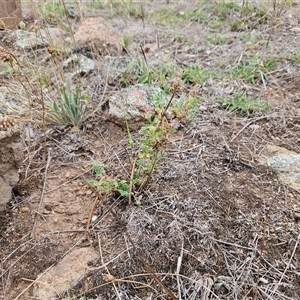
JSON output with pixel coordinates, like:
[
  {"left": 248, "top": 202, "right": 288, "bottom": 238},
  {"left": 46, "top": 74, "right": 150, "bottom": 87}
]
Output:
[{"left": 1, "top": 1, "right": 300, "bottom": 299}]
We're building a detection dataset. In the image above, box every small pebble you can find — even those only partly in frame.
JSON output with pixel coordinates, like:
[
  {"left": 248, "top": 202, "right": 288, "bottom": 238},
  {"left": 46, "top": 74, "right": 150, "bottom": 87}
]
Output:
[
  {"left": 249, "top": 124, "right": 260, "bottom": 131},
  {"left": 91, "top": 215, "right": 97, "bottom": 222},
  {"left": 20, "top": 206, "right": 30, "bottom": 213}
]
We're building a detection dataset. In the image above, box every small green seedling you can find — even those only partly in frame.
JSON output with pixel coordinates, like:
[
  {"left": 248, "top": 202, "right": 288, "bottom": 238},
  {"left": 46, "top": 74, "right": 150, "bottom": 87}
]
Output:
[{"left": 88, "top": 162, "right": 130, "bottom": 197}]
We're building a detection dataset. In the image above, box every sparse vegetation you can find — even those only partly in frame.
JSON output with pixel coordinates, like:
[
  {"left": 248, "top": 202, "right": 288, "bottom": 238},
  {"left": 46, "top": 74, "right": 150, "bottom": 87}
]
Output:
[
  {"left": 183, "top": 65, "right": 214, "bottom": 86},
  {"left": 205, "top": 33, "right": 226, "bottom": 45},
  {"left": 226, "top": 57, "right": 278, "bottom": 84},
  {"left": 2, "top": 1, "right": 300, "bottom": 300},
  {"left": 89, "top": 86, "right": 202, "bottom": 204},
  {"left": 219, "top": 94, "right": 269, "bottom": 115},
  {"left": 36, "top": 0, "right": 66, "bottom": 21}
]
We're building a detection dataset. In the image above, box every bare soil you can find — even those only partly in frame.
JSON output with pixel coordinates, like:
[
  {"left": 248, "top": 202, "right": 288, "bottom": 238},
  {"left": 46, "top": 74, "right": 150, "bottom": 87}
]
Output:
[{"left": 1, "top": 1, "right": 300, "bottom": 299}]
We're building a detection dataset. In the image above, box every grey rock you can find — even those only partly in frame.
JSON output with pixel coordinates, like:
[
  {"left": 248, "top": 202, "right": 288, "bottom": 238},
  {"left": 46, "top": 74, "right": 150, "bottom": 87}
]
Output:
[
  {"left": 39, "top": 27, "right": 69, "bottom": 48},
  {"left": 0, "top": 86, "right": 26, "bottom": 115},
  {"left": 63, "top": 53, "right": 96, "bottom": 77},
  {"left": 12, "top": 30, "right": 48, "bottom": 49},
  {"left": 104, "top": 55, "right": 139, "bottom": 81},
  {"left": 65, "top": 4, "right": 81, "bottom": 20},
  {"left": 107, "top": 84, "right": 169, "bottom": 129},
  {"left": 258, "top": 145, "right": 300, "bottom": 192}
]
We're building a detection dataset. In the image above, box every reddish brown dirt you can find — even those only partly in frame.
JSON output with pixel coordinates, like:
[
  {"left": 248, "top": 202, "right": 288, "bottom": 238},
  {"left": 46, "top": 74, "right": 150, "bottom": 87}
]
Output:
[{"left": 1, "top": 1, "right": 300, "bottom": 300}]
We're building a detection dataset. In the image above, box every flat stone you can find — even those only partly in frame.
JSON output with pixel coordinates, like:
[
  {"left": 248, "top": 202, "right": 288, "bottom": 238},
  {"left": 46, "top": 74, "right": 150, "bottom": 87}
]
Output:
[
  {"left": 0, "top": 86, "right": 25, "bottom": 115},
  {"left": 258, "top": 145, "right": 300, "bottom": 192},
  {"left": 33, "top": 247, "right": 98, "bottom": 300},
  {"left": 74, "top": 17, "right": 122, "bottom": 57}
]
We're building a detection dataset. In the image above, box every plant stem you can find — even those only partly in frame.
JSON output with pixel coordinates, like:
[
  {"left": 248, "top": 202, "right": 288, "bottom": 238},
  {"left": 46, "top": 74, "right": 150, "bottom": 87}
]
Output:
[
  {"left": 129, "top": 156, "right": 138, "bottom": 204},
  {"left": 138, "top": 148, "right": 159, "bottom": 192}
]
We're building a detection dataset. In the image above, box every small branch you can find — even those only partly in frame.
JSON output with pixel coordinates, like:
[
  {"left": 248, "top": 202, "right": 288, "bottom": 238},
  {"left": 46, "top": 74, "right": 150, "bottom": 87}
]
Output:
[
  {"left": 98, "top": 234, "right": 121, "bottom": 300},
  {"left": 138, "top": 148, "right": 159, "bottom": 192},
  {"left": 140, "top": 44, "right": 148, "bottom": 68}
]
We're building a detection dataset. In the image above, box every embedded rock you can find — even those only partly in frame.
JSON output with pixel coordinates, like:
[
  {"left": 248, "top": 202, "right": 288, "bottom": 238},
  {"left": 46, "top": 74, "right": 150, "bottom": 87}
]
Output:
[
  {"left": 74, "top": 17, "right": 122, "bottom": 58},
  {"left": 39, "top": 27, "right": 69, "bottom": 50},
  {"left": 258, "top": 145, "right": 300, "bottom": 192},
  {"left": 0, "top": 86, "right": 25, "bottom": 115},
  {"left": 63, "top": 53, "right": 96, "bottom": 77},
  {"left": 33, "top": 247, "right": 98, "bottom": 299},
  {"left": 106, "top": 84, "right": 169, "bottom": 129},
  {"left": 12, "top": 30, "right": 47, "bottom": 49},
  {"left": 0, "top": 129, "right": 23, "bottom": 211},
  {"left": 104, "top": 55, "right": 139, "bottom": 82}
]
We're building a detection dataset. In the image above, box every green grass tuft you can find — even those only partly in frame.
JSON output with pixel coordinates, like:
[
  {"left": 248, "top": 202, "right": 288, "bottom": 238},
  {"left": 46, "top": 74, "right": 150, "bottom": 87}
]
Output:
[{"left": 219, "top": 94, "right": 269, "bottom": 116}]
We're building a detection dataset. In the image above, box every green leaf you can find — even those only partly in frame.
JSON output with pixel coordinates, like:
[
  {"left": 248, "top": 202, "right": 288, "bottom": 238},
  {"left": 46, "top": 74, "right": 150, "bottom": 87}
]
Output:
[{"left": 91, "top": 162, "right": 105, "bottom": 178}]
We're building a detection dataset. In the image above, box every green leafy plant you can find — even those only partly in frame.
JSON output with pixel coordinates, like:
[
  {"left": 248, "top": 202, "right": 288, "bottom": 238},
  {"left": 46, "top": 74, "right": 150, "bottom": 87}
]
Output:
[
  {"left": 151, "top": 8, "right": 184, "bottom": 25},
  {"left": 219, "top": 94, "right": 269, "bottom": 115},
  {"left": 214, "top": 1, "right": 241, "bottom": 21},
  {"left": 88, "top": 162, "right": 131, "bottom": 197},
  {"left": 184, "top": 0, "right": 241, "bottom": 29},
  {"left": 294, "top": 50, "right": 300, "bottom": 63},
  {"left": 89, "top": 84, "right": 202, "bottom": 204},
  {"left": 86, "top": 0, "right": 105, "bottom": 10},
  {"left": 121, "top": 34, "right": 132, "bottom": 51},
  {"left": 47, "top": 80, "right": 87, "bottom": 126},
  {"left": 126, "top": 1, "right": 144, "bottom": 18}
]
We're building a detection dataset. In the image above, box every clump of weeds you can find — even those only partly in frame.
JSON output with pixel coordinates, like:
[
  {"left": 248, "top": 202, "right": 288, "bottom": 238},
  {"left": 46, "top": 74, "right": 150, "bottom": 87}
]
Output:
[
  {"left": 88, "top": 81, "right": 202, "bottom": 204},
  {"left": 47, "top": 79, "right": 88, "bottom": 127},
  {"left": 219, "top": 93, "right": 269, "bottom": 116},
  {"left": 226, "top": 56, "right": 278, "bottom": 85}
]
